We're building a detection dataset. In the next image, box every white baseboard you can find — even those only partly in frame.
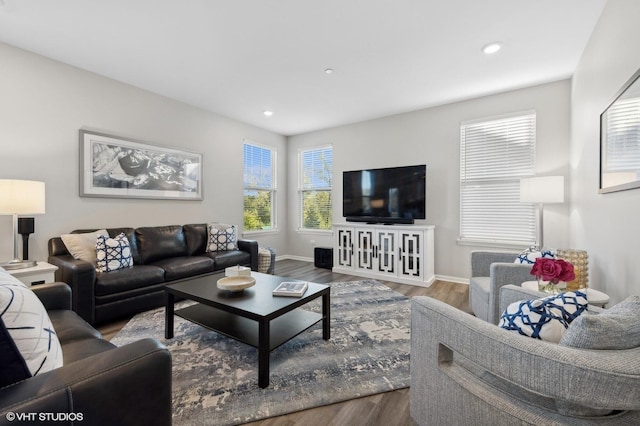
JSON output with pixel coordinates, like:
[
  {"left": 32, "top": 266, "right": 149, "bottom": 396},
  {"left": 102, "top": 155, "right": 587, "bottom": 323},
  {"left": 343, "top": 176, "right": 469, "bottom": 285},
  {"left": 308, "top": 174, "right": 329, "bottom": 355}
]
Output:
[
  {"left": 435, "top": 275, "right": 469, "bottom": 285},
  {"left": 276, "top": 254, "right": 313, "bottom": 262}
]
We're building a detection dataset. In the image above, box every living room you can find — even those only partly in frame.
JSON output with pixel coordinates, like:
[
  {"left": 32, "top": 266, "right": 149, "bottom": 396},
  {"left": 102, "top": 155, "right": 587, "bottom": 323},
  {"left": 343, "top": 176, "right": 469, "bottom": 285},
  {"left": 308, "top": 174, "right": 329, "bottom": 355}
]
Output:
[{"left": 1, "top": 0, "right": 640, "bottom": 424}]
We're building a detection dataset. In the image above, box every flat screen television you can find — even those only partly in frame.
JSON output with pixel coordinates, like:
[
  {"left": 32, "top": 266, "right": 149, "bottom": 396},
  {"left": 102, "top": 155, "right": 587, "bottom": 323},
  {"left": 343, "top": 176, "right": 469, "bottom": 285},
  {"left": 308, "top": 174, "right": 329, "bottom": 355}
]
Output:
[{"left": 343, "top": 164, "right": 426, "bottom": 224}]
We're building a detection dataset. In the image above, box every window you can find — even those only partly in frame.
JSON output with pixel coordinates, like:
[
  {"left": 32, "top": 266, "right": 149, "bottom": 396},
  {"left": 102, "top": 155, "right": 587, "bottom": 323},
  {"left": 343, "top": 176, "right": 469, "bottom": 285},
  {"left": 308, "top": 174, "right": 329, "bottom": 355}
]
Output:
[
  {"left": 243, "top": 142, "right": 276, "bottom": 232},
  {"left": 299, "top": 146, "right": 333, "bottom": 230},
  {"left": 459, "top": 112, "right": 536, "bottom": 246}
]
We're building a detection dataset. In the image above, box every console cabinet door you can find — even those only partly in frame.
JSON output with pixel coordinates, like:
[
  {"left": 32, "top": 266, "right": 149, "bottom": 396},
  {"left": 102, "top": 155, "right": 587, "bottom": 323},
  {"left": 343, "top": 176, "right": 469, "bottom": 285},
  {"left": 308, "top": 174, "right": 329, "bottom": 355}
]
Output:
[
  {"left": 355, "top": 228, "right": 375, "bottom": 271},
  {"left": 376, "top": 230, "right": 397, "bottom": 274},
  {"left": 335, "top": 226, "right": 354, "bottom": 268},
  {"left": 398, "top": 230, "right": 423, "bottom": 280}
]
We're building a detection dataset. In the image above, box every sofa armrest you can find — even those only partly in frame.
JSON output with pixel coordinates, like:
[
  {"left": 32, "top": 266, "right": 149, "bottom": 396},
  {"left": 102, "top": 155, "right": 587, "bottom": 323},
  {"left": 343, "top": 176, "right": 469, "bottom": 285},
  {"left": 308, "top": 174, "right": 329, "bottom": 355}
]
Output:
[
  {"left": 47, "top": 255, "right": 97, "bottom": 324},
  {"left": 238, "top": 239, "right": 259, "bottom": 271},
  {"left": 486, "top": 262, "right": 533, "bottom": 324},
  {"left": 31, "top": 282, "right": 72, "bottom": 311},
  {"left": 411, "top": 297, "right": 640, "bottom": 411},
  {"left": 0, "top": 338, "right": 172, "bottom": 426}
]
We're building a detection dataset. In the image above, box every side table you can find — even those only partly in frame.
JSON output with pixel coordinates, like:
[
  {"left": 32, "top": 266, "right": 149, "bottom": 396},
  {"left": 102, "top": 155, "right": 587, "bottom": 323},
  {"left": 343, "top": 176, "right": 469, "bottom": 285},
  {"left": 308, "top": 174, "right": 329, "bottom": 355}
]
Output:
[
  {"left": 6, "top": 261, "right": 58, "bottom": 287},
  {"left": 521, "top": 281, "right": 610, "bottom": 307}
]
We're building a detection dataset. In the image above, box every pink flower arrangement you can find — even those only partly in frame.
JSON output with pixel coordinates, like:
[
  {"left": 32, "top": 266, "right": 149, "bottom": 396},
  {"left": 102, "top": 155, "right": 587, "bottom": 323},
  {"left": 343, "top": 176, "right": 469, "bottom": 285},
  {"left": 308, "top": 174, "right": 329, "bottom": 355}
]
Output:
[{"left": 530, "top": 258, "right": 575, "bottom": 284}]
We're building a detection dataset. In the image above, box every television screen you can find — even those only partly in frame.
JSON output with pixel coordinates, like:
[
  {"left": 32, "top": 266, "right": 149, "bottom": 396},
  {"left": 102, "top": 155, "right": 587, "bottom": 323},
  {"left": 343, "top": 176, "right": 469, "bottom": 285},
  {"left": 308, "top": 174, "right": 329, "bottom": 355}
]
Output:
[{"left": 343, "top": 164, "right": 426, "bottom": 224}]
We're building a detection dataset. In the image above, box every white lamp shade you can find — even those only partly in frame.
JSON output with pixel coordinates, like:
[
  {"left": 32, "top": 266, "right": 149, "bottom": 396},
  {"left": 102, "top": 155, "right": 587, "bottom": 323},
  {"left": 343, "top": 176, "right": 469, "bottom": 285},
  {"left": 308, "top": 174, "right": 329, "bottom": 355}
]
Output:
[
  {"left": 519, "top": 176, "right": 564, "bottom": 203},
  {"left": 0, "top": 180, "right": 46, "bottom": 214}
]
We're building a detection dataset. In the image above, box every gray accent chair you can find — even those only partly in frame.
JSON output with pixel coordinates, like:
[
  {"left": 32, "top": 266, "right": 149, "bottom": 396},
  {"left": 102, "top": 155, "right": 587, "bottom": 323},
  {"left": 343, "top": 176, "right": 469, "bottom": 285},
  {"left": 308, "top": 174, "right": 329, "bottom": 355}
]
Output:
[
  {"left": 470, "top": 251, "right": 533, "bottom": 324},
  {"left": 410, "top": 285, "right": 640, "bottom": 425}
]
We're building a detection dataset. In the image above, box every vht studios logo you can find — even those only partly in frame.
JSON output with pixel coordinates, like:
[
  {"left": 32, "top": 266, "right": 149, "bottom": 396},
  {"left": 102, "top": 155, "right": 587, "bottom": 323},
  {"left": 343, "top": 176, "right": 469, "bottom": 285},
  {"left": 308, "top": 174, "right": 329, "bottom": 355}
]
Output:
[{"left": 5, "top": 412, "right": 84, "bottom": 422}]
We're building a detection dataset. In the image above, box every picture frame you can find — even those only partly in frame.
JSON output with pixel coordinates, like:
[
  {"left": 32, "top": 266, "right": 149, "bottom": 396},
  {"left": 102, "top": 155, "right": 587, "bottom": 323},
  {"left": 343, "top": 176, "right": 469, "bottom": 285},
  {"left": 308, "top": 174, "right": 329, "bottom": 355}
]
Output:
[
  {"left": 599, "top": 67, "right": 640, "bottom": 194},
  {"left": 80, "top": 130, "right": 203, "bottom": 200}
]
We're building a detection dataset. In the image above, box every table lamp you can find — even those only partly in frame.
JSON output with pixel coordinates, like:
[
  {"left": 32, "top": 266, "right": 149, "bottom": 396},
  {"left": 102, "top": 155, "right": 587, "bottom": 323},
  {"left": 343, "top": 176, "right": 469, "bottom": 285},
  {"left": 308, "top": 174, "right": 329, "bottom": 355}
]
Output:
[
  {"left": 519, "top": 176, "right": 564, "bottom": 250},
  {"left": 0, "top": 179, "right": 46, "bottom": 270}
]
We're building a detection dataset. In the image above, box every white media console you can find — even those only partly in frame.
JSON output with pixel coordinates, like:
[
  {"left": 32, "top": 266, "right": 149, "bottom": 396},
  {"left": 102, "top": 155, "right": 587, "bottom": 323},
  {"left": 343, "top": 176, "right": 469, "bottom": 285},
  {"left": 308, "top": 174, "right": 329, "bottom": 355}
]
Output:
[{"left": 332, "top": 223, "right": 435, "bottom": 287}]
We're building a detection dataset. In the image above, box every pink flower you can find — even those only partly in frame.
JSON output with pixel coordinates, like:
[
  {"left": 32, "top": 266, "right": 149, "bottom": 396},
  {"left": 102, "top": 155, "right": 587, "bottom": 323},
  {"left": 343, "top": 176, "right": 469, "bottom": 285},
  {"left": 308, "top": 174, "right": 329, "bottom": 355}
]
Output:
[{"left": 530, "top": 258, "right": 575, "bottom": 284}]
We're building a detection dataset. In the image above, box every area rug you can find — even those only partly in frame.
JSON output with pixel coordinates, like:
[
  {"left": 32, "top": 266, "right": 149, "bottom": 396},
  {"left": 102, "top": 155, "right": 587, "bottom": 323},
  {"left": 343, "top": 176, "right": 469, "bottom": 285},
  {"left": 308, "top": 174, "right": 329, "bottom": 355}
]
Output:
[{"left": 111, "top": 279, "right": 410, "bottom": 425}]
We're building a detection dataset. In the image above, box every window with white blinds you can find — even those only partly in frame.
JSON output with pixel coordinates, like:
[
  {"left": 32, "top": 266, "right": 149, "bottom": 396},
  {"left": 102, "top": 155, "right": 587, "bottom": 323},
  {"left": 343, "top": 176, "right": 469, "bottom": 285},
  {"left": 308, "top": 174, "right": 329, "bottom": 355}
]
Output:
[
  {"left": 459, "top": 112, "right": 536, "bottom": 246},
  {"left": 243, "top": 142, "right": 276, "bottom": 232},
  {"left": 300, "top": 146, "right": 333, "bottom": 230}
]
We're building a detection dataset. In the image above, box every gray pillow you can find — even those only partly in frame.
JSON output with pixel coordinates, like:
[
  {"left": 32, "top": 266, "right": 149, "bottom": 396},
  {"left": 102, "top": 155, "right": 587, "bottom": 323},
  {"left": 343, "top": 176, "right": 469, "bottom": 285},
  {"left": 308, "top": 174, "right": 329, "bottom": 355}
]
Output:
[{"left": 559, "top": 295, "right": 640, "bottom": 350}]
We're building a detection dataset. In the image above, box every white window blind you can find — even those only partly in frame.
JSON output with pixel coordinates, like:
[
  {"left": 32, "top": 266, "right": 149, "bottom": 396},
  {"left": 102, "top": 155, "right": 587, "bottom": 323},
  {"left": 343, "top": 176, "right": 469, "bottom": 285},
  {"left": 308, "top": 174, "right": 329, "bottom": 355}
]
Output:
[
  {"left": 300, "top": 146, "right": 333, "bottom": 230},
  {"left": 460, "top": 112, "right": 536, "bottom": 246},
  {"left": 243, "top": 142, "right": 276, "bottom": 231}
]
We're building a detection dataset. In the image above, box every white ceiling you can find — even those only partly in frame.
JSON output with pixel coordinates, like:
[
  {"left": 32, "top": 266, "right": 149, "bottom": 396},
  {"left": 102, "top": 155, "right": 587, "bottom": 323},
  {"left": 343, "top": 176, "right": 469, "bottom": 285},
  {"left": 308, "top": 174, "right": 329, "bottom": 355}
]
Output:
[{"left": 0, "top": 0, "right": 607, "bottom": 136}]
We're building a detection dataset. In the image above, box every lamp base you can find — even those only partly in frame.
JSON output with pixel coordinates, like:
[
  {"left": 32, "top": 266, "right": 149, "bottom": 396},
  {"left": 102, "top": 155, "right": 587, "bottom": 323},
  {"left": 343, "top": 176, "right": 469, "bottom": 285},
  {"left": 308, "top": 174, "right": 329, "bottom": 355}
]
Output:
[{"left": 1, "top": 259, "right": 38, "bottom": 270}]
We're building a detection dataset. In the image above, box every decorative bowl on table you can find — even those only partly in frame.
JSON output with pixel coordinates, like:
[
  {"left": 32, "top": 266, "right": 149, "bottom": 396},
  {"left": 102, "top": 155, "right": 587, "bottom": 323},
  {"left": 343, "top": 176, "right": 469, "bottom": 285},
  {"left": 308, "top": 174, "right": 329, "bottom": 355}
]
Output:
[{"left": 217, "top": 276, "right": 256, "bottom": 292}]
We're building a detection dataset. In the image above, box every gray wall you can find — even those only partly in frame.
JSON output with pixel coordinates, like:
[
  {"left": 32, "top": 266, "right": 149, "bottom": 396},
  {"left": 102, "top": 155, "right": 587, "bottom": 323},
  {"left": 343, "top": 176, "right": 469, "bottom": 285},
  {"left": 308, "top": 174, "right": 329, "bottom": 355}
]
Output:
[
  {"left": 570, "top": 0, "right": 640, "bottom": 304},
  {"left": 0, "top": 42, "right": 288, "bottom": 262},
  {"left": 287, "top": 80, "right": 572, "bottom": 281}
]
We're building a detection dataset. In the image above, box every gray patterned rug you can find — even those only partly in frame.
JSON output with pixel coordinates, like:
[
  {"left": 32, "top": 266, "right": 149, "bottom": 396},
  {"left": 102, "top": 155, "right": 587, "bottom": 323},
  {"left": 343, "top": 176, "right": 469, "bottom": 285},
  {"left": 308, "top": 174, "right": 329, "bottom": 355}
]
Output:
[{"left": 111, "top": 279, "right": 410, "bottom": 425}]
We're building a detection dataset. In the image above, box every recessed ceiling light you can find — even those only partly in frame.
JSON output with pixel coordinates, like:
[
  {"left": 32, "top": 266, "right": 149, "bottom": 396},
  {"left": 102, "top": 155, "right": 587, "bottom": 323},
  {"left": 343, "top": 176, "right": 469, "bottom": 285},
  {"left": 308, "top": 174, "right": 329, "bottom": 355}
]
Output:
[
  {"left": 263, "top": 110, "right": 273, "bottom": 117},
  {"left": 324, "top": 68, "right": 334, "bottom": 74},
  {"left": 482, "top": 42, "right": 502, "bottom": 55}
]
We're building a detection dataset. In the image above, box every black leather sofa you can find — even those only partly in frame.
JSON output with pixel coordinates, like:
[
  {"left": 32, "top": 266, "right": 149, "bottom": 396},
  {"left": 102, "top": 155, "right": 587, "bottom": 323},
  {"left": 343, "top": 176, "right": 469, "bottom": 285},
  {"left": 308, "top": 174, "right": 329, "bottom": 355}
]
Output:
[
  {"left": 48, "top": 224, "right": 259, "bottom": 325},
  {"left": 0, "top": 282, "right": 172, "bottom": 426}
]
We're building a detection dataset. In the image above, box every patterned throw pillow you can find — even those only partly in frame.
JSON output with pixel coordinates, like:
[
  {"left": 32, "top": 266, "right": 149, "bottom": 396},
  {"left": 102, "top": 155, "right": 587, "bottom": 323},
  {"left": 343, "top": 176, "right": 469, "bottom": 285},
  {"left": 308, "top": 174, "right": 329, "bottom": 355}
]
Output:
[
  {"left": 499, "top": 291, "right": 588, "bottom": 343},
  {"left": 514, "top": 249, "right": 556, "bottom": 264},
  {"left": 0, "top": 271, "right": 64, "bottom": 387},
  {"left": 207, "top": 223, "right": 237, "bottom": 252},
  {"left": 96, "top": 233, "right": 134, "bottom": 273}
]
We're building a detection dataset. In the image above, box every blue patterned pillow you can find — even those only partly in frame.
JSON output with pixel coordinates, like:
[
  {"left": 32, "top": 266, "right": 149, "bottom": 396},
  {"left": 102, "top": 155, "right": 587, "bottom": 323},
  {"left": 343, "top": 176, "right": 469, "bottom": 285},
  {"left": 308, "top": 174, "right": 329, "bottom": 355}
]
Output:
[
  {"left": 499, "top": 291, "right": 588, "bottom": 343},
  {"left": 514, "top": 249, "right": 555, "bottom": 264},
  {"left": 206, "top": 223, "right": 237, "bottom": 252},
  {"left": 96, "top": 233, "right": 133, "bottom": 273},
  {"left": 0, "top": 271, "right": 64, "bottom": 387}
]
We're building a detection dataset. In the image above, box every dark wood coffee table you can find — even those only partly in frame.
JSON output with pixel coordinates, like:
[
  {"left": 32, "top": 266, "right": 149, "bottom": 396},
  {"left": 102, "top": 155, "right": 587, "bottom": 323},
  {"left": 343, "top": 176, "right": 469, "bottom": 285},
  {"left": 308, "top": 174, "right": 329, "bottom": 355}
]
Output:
[{"left": 164, "top": 271, "right": 330, "bottom": 388}]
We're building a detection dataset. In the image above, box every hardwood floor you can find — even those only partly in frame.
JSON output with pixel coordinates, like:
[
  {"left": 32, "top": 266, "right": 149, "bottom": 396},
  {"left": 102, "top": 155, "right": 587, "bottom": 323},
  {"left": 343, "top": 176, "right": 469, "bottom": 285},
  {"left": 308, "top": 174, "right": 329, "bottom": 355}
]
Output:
[{"left": 98, "top": 259, "right": 472, "bottom": 425}]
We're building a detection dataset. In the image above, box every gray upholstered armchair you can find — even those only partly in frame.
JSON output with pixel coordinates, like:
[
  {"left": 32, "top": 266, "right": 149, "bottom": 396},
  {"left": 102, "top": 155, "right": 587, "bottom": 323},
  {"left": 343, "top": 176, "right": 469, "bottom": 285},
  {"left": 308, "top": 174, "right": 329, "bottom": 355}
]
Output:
[
  {"left": 410, "top": 285, "right": 640, "bottom": 425},
  {"left": 470, "top": 251, "right": 533, "bottom": 324}
]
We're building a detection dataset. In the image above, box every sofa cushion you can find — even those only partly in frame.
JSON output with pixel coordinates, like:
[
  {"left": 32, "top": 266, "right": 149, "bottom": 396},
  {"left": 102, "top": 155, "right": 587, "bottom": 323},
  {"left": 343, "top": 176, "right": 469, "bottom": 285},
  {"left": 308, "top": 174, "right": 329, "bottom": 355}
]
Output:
[
  {"left": 61, "top": 229, "right": 109, "bottom": 265},
  {"left": 0, "top": 271, "right": 64, "bottom": 387},
  {"left": 136, "top": 225, "right": 188, "bottom": 264},
  {"left": 183, "top": 223, "right": 208, "bottom": 256},
  {"left": 151, "top": 256, "right": 214, "bottom": 281},
  {"left": 560, "top": 295, "right": 640, "bottom": 350},
  {"left": 96, "top": 233, "right": 134, "bottom": 272},
  {"left": 207, "top": 250, "right": 251, "bottom": 270},
  {"left": 207, "top": 223, "right": 237, "bottom": 252},
  {"left": 95, "top": 265, "right": 165, "bottom": 296},
  {"left": 60, "top": 337, "right": 116, "bottom": 364}
]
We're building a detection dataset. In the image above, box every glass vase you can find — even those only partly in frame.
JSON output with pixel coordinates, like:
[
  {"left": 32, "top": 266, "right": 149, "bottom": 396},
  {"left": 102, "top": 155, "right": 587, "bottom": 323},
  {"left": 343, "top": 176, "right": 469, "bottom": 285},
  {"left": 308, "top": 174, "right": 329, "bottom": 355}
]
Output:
[{"left": 537, "top": 278, "right": 566, "bottom": 294}]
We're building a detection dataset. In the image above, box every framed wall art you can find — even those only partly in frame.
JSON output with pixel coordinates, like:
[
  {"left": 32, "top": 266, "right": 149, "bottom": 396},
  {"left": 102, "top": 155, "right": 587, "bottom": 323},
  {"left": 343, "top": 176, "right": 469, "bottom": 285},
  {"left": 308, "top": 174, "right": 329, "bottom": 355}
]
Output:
[
  {"left": 80, "top": 130, "right": 203, "bottom": 200},
  {"left": 599, "top": 67, "right": 640, "bottom": 194}
]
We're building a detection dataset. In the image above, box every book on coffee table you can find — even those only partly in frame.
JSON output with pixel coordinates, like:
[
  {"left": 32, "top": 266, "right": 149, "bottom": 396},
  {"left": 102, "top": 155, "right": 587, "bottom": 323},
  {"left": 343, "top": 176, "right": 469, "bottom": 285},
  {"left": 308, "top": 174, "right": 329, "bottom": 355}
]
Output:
[{"left": 273, "top": 281, "right": 308, "bottom": 297}]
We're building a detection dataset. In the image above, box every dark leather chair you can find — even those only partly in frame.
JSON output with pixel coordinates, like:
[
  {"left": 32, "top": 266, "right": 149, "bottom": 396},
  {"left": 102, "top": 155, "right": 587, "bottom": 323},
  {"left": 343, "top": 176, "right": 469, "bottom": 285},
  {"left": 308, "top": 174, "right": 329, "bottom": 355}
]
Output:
[{"left": 0, "top": 282, "right": 172, "bottom": 426}]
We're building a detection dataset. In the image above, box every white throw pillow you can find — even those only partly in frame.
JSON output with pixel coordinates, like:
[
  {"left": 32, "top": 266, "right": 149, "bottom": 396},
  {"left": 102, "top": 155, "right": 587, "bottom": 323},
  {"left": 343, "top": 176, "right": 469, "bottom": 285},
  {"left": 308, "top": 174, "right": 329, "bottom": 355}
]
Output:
[
  {"left": 514, "top": 249, "right": 556, "bottom": 264},
  {"left": 61, "top": 229, "right": 109, "bottom": 265},
  {"left": 0, "top": 270, "right": 63, "bottom": 387}
]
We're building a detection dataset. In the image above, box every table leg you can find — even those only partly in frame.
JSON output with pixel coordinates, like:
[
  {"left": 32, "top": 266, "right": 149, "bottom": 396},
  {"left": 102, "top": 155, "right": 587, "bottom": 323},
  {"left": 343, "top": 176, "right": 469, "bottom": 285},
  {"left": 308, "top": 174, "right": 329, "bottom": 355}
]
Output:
[
  {"left": 258, "top": 319, "right": 270, "bottom": 388},
  {"left": 322, "top": 291, "right": 330, "bottom": 340},
  {"left": 165, "top": 292, "right": 174, "bottom": 339}
]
